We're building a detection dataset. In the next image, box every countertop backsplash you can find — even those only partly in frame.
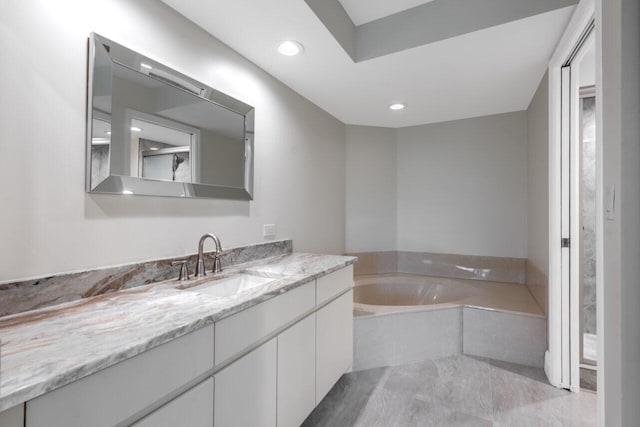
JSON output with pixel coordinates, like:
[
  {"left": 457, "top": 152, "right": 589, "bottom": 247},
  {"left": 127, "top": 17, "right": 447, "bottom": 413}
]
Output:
[{"left": 0, "top": 240, "right": 292, "bottom": 318}]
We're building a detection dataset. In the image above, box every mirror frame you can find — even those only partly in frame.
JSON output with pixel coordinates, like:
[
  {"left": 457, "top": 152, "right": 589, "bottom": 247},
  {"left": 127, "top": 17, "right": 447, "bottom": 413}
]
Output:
[{"left": 86, "top": 33, "right": 255, "bottom": 200}]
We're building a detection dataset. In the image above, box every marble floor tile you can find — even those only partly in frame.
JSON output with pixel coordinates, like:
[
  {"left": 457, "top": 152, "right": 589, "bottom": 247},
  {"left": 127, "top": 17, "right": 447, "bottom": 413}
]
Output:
[
  {"left": 303, "top": 355, "right": 597, "bottom": 426},
  {"left": 302, "top": 367, "right": 390, "bottom": 427},
  {"left": 580, "top": 367, "right": 597, "bottom": 392}
]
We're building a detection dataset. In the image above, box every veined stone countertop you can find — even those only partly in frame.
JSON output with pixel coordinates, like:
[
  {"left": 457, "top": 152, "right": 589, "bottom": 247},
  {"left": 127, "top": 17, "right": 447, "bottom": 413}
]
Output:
[{"left": 0, "top": 253, "right": 356, "bottom": 412}]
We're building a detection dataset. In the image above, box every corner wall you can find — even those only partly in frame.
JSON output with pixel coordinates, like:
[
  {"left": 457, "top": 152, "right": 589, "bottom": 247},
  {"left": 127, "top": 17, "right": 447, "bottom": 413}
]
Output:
[
  {"left": 600, "top": 0, "right": 640, "bottom": 422},
  {"left": 396, "top": 112, "right": 529, "bottom": 258},
  {"left": 345, "top": 126, "right": 396, "bottom": 252},
  {"left": 526, "top": 72, "right": 550, "bottom": 315},
  {"left": 0, "top": 0, "right": 346, "bottom": 282}
]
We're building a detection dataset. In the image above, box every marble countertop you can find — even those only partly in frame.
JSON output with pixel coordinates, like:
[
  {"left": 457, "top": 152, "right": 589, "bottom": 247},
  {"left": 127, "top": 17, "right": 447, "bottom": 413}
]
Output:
[{"left": 0, "top": 253, "right": 356, "bottom": 412}]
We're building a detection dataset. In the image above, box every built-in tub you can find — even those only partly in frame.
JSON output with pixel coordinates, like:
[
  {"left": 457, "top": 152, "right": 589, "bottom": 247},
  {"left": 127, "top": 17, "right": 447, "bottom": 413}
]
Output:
[
  {"left": 352, "top": 273, "right": 547, "bottom": 370},
  {"left": 353, "top": 273, "right": 543, "bottom": 316}
]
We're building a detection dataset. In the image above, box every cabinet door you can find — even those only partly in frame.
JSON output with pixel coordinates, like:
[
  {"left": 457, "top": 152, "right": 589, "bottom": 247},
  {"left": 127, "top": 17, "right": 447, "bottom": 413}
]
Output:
[
  {"left": 316, "top": 290, "right": 353, "bottom": 404},
  {"left": 214, "top": 338, "right": 276, "bottom": 427},
  {"left": 0, "top": 404, "right": 24, "bottom": 427},
  {"left": 131, "top": 377, "right": 214, "bottom": 427},
  {"left": 277, "top": 315, "right": 316, "bottom": 427}
]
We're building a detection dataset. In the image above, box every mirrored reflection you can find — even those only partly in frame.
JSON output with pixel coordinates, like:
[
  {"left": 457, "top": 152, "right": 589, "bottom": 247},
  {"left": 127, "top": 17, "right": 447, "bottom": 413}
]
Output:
[
  {"left": 87, "top": 33, "right": 255, "bottom": 200},
  {"left": 90, "top": 116, "right": 111, "bottom": 190}
]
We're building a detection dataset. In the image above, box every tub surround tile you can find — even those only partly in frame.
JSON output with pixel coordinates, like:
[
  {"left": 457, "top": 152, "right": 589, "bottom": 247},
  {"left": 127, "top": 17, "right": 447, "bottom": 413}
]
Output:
[
  {"left": 525, "top": 259, "right": 548, "bottom": 316},
  {"left": 0, "top": 252, "right": 356, "bottom": 412},
  {"left": 350, "top": 250, "right": 527, "bottom": 284},
  {"left": 346, "top": 252, "right": 397, "bottom": 276},
  {"left": 463, "top": 307, "right": 546, "bottom": 368},
  {"left": 0, "top": 240, "right": 292, "bottom": 317},
  {"left": 354, "top": 273, "right": 544, "bottom": 317},
  {"left": 353, "top": 308, "right": 462, "bottom": 371},
  {"left": 397, "top": 251, "right": 527, "bottom": 284},
  {"left": 353, "top": 273, "right": 545, "bottom": 372}
]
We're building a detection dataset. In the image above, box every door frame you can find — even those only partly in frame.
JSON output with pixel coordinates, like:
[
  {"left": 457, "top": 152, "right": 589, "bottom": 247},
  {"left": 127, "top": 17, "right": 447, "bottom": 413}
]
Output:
[{"left": 546, "top": 0, "right": 596, "bottom": 390}]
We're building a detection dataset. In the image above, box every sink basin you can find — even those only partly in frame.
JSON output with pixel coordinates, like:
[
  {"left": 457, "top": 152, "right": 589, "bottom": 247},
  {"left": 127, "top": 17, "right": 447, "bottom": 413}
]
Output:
[{"left": 186, "top": 273, "right": 277, "bottom": 298}]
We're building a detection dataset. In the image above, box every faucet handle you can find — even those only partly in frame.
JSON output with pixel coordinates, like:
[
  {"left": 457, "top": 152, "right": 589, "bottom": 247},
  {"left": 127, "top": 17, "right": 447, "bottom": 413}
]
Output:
[
  {"left": 171, "top": 260, "right": 190, "bottom": 281},
  {"left": 211, "top": 252, "right": 222, "bottom": 274}
]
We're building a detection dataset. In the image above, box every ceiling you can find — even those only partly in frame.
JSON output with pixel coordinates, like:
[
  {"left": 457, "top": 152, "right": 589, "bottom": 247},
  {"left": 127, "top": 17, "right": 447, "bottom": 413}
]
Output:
[
  {"left": 338, "top": 0, "right": 434, "bottom": 26},
  {"left": 161, "top": 0, "right": 576, "bottom": 128}
]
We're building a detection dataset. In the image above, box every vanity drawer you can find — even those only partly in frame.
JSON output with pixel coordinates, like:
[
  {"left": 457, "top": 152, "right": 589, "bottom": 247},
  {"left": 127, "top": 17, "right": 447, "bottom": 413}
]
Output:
[
  {"left": 316, "top": 265, "right": 353, "bottom": 305},
  {"left": 215, "top": 281, "right": 315, "bottom": 366},
  {"left": 26, "top": 324, "right": 214, "bottom": 427}
]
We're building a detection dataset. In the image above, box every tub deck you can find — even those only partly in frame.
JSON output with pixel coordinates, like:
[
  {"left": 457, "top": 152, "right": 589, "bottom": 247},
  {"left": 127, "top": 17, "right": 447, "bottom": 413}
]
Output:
[{"left": 353, "top": 273, "right": 544, "bottom": 318}]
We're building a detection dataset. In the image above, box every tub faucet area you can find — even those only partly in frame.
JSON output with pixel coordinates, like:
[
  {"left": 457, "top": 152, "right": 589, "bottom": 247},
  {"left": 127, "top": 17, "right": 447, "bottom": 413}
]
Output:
[{"left": 195, "top": 233, "right": 222, "bottom": 276}]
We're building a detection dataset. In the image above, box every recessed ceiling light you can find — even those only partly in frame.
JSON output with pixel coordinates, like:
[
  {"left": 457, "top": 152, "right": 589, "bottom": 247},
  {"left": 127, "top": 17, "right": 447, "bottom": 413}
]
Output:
[
  {"left": 389, "top": 103, "right": 405, "bottom": 110},
  {"left": 277, "top": 40, "right": 304, "bottom": 56},
  {"left": 140, "top": 63, "right": 153, "bottom": 70},
  {"left": 131, "top": 126, "right": 143, "bottom": 132}
]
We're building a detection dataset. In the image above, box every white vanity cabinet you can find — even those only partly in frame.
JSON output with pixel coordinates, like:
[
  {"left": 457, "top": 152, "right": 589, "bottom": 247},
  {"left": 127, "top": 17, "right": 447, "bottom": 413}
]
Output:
[
  {"left": 25, "top": 324, "right": 215, "bottom": 427},
  {"left": 213, "top": 265, "right": 354, "bottom": 427},
  {"left": 277, "top": 314, "right": 316, "bottom": 427},
  {"left": 0, "top": 404, "right": 24, "bottom": 427},
  {"left": 315, "top": 267, "right": 354, "bottom": 404},
  {"left": 214, "top": 339, "right": 277, "bottom": 427},
  {"left": 131, "top": 377, "right": 214, "bottom": 427},
  {"left": 17, "top": 264, "right": 354, "bottom": 427}
]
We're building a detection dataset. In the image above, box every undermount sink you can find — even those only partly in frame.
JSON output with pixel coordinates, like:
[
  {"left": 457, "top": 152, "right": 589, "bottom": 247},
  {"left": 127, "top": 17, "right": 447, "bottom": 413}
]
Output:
[{"left": 186, "top": 273, "right": 278, "bottom": 298}]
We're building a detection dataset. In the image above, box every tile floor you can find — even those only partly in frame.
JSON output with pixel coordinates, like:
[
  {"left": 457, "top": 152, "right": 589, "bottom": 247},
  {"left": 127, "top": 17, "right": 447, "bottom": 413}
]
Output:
[{"left": 303, "top": 355, "right": 596, "bottom": 426}]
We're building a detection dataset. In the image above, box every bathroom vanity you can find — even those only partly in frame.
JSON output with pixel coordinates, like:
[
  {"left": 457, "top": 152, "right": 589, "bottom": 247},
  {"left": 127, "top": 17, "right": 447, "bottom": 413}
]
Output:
[{"left": 0, "top": 254, "right": 355, "bottom": 427}]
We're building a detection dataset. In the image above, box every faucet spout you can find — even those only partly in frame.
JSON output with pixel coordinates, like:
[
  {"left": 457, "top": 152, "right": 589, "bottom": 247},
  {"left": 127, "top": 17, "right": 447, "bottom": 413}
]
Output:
[{"left": 195, "top": 233, "right": 222, "bottom": 276}]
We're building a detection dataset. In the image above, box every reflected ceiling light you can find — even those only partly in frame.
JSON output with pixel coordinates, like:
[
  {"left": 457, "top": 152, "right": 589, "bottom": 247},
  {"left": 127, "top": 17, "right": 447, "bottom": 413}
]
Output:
[
  {"left": 389, "top": 103, "right": 405, "bottom": 110},
  {"left": 122, "top": 190, "right": 133, "bottom": 195},
  {"left": 105, "top": 131, "right": 111, "bottom": 135},
  {"left": 140, "top": 63, "right": 153, "bottom": 70},
  {"left": 277, "top": 40, "right": 304, "bottom": 56},
  {"left": 131, "top": 126, "right": 143, "bottom": 132},
  {"left": 91, "top": 138, "right": 110, "bottom": 145}
]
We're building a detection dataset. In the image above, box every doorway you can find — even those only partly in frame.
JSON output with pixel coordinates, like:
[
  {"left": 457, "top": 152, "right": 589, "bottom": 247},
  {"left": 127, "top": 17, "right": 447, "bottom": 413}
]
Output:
[
  {"left": 561, "top": 22, "right": 597, "bottom": 393},
  {"left": 578, "top": 83, "right": 597, "bottom": 391},
  {"left": 546, "top": 0, "right": 600, "bottom": 396}
]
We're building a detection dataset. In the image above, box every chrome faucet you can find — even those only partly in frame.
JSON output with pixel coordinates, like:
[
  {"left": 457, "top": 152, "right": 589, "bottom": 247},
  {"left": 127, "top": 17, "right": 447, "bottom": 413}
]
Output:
[{"left": 195, "top": 233, "right": 222, "bottom": 276}]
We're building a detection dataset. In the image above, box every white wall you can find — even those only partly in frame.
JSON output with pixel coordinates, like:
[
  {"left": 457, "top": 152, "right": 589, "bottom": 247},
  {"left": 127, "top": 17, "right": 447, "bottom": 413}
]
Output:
[
  {"left": 345, "top": 126, "right": 396, "bottom": 252},
  {"left": 396, "top": 112, "right": 529, "bottom": 257},
  {"left": 526, "top": 72, "right": 550, "bottom": 314},
  {"left": 0, "top": 0, "right": 346, "bottom": 282}
]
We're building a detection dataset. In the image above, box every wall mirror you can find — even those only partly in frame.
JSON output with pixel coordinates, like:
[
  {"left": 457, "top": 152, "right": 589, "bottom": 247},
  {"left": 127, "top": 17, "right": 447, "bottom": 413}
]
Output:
[{"left": 87, "top": 33, "right": 255, "bottom": 200}]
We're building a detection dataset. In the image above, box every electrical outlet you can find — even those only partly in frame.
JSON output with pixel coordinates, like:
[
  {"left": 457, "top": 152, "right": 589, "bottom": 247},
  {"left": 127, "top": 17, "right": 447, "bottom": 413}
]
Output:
[{"left": 263, "top": 224, "right": 276, "bottom": 238}]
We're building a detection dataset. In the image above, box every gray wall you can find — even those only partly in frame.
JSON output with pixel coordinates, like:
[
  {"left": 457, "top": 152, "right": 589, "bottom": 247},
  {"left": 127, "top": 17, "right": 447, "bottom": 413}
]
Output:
[
  {"left": 396, "top": 112, "right": 528, "bottom": 258},
  {"left": 619, "top": 0, "right": 640, "bottom": 422},
  {"left": 601, "top": 0, "right": 640, "bottom": 423},
  {"left": 345, "top": 126, "right": 397, "bottom": 252},
  {"left": 345, "top": 112, "right": 529, "bottom": 259},
  {"left": 0, "top": 0, "right": 346, "bottom": 282},
  {"left": 526, "top": 72, "right": 549, "bottom": 315}
]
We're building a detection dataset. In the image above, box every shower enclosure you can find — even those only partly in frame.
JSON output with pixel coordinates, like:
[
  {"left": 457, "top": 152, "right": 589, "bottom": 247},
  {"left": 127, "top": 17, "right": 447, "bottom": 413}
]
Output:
[{"left": 580, "top": 86, "right": 597, "bottom": 390}]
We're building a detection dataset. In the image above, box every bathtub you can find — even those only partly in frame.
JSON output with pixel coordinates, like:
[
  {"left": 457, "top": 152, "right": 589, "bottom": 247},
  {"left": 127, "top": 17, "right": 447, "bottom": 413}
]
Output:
[
  {"left": 352, "top": 273, "right": 547, "bottom": 370},
  {"left": 353, "top": 273, "right": 543, "bottom": 317}
]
